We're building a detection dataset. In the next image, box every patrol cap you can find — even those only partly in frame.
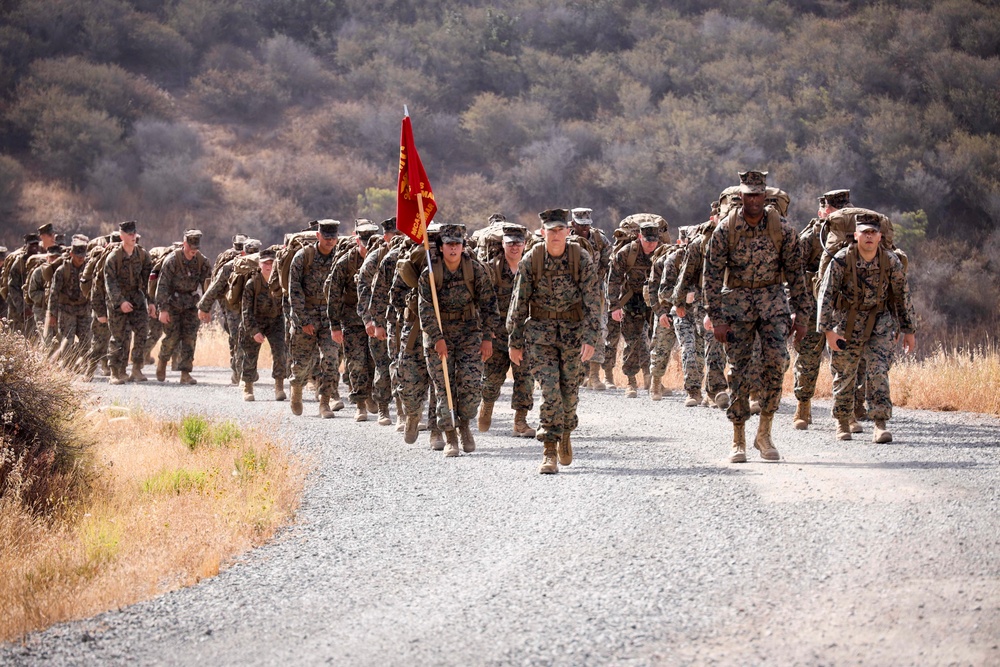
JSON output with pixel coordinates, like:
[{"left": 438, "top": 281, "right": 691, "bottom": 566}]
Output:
[
  {"left": 538, "top": 208, "right": 570, "bottom": 229},
  {"left": 738, "top": 170, "right": 768, "bottom": 195},
  {"left": 488, "top": 213, "right": 507, "bottom": 225},
  {"left": 71, "top": 242, "right": 87, "bottom": 256},
  {"left": 24, "top": 233, "right": 41, "bottom": 244},
  {"left": 54, "top": 233, "right": 66, "bottom": 246},
  {"left": 438, "top": 223, "right": 466, "bottom": 244},
  {"left": 47, "top": 244, "right": 63, "bottom": 256},
  {"left": 317, "top": 219, "right": 340, "bottom": 239},
  {"left": 380, "top": 217, "right": 398, "bottom": 234},
  {"left": 855, "top": 212, "right": 881, "bottom": 232},
  {"left": 259, "top": 246, "right": 277, "bottom": 261},
  {"left": 183, "top": 229, "right": 203, "bottom": 247},
  {"left": 232, "top": 233, "right": 247, "bottom": 250},
  {"left": 639, "top": 221, "right": 660, "bottom": 241},
  {"left": 243, "top": 238, "right": 262, "bottom": 254},
  {"left": 502, "top": 223, "right": 528, "bottom": 244},
  {"left": 355, "top": 219, "right": 379, "bottom": 241},
  {"left": 571, "top": 207, "right": 593, "bottom": 225},
  {"left": 710, "top": 200, "right": 720, "bottom": 213},
  {"left": 119, "top": 220, "right": 137, "bottom": 234},
  {"left": 303, "top": 220, "right": 320, "bottom": 232},
  {"left": 110, "top": 232, "right": 122, "bottom": 243},
  {"left": 823, "top": 189, "right": 851, "bottom": 210},
  {"left": 38, "top": 223, "right": 55, "bottom": 236}
]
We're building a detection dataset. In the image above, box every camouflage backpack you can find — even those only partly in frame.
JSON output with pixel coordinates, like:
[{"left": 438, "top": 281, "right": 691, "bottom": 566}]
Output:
[
  {"left": 642, "top": 243, "right": 677, "bottom": 308},
  {"left": 145, "top": 245, "right": 177, "bottom": 299},
  {"left": 275, "top": 231, "right": 318, "bottom": 295},
  {"left": 0, "top": 248, "right": 26, "bottom": 300},
  {"left": 471, "top": 222, "right": 507, "bottom": 264},
  {"left": 816, "top": 207, "right": 904, "bottom": 298},
  {"left": 22, "top": 254, "right": 48, "bottom": 307},
  {"left": 224, "top": 254, "right": 261, "bottom": 307}
]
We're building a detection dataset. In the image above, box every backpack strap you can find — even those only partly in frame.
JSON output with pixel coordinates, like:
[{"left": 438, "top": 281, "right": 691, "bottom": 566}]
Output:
[{"left": 842, "top": 246, "right": 888, "bottom": 345}]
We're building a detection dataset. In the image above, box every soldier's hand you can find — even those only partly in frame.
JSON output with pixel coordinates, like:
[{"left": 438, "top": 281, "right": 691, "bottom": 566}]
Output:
[
  {"left": 374, "top": 326, "right": 387, "bottom": 340},
  {"left": 686, "top": 292, "right": 696, "bottom": 304},
  {"left": 97, "top": 316, "right": 108, "bottom": 324},
  {"left": 713, "top": 323, "right": 732, "bottom": 345},
  {"left": 198, "top": 310, "right": 211, "bottom": 324},
  {"left": 253, "top": 333, "right": 265, "bottom": 344},
  {"left": 658, "top": 314, "right": 671, "bottom": 328},
  {"left": 580, "top": 343, "right": 595, "bottom": 362},
  {"left": 790, "top": 314, "right": 807, "bottom": 344},
  {"left": 158, "top": 310, "right": 171, "bottom": 325},
  {"left": 825, "top": 330, "right": 846, "bottom": 351},
  {"left": 902, "top": 333, "right": 916, "bottom": 355},
  {"left": 434, "top": 339, "right": 448, "bottom": 360},
  {"left": 611, "top": 308, "right": 624, "bottom": 322},
  {"left": 331, "top": 329, "right": 344, "bottom": 345},
  {"left": 146, "top": 304, "right": 156, "bottom": 317},
  {"left": 703, "top": 315, "right": 713, "bottom": 332},
  {"left": 509, "top": 347, "right": 523, "bottom": 366},
  {"left": 675, "top": 305, "right": 686, "bottom": 319},
  {"left": 302, "top": 324, "right": 316, "bottom": 337},
  {"left": 365, "top": 321, "right": 376, "bottom": 337},
  {"left": 120, "top": 301, "right": 134, "bottom": 314},
  {"left": 480, "top": 339, "right": 493, "bottom": 362}
]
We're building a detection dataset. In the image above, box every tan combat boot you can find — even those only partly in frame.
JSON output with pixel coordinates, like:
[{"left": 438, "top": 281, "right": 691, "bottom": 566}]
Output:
[
  {"left": 640, "top": 370, "right": 651, "bottom": 391},
  {"left": 318, "top": 395, "right": 334, "bottom": 419},
  {"left": 429, "top": 429, "right": 445, "bottom": 451},
  {"left": 101, "top": 359, "right": 111, "bottom": 377},
  {"left": 109, "top": 369, "right": 126, "bottom": 385},
  {"left": 404, "top": 414, "right": 420, "bottom": 444},
  {"left": 836, "top": 418, "right": 852, "bottom": 441},
  {"left": 478, "top": 401, "right": 494, "bottom": 432},
  {"left": 590, "top": 362, "right": 606, "bottom": 391},
  {"left": 330, "top": 394, "right": 345, "bottom": 412},
  {"left": 290, "top": 383, "right": 303, "bottom": 415},
  {"left": 625, "top": 375, "right": 638, "bottom": 398},
  {"left": 156, "top": 357, "right": 167, "bottom": 382},
  {"left": 512, "top": 409, "right": 536, "bottom": 438},
  {"left": 395, "top": 398, "right": 405, "bottom": 432},
  {"left": 243, "top": 381, "right": 254, "bottom": 402},
  {"left": 557, "top": 430, "right": 573, "bottom": 466},
  {"left": 444, "top": 429, "right": 460, "bottom": 458},
  {"left": 459, "top": 419, "right": 476, "bottom": 453},
  {"left": 650, "top": 375, "right": 663, "bottom": 402},
  {"left": 754, "top": 413, "right": 781, "bottom": 461},
  {"left": 365, "top": 398, "right": 378, "bottom": 414},
  {"left": 793, "top": 400, "right": 811, "bottom": 430},
  {"left": 274, "top": 379, "right": 286, "bottom": 401},
  {"left": 714, "top": 391, "right": 730, "bottom": 409},
  {"left": 872, "top": 419, "right": 892, "bottom": 444},
  {"left": 230, "top": 369, "right": 239, "bottom": 385},
  {"left": 849, "top": 418, "right": 863, "bottom": 434},
  {"left": 684, "top": 390, "right": 702, "bottom": 407},
  {"left": 539, "top": 441, "right": 559, "bottom": 474},
  {"left": 354, "top": 402, "right": 367, "bottom": 422},
  {"left": 179, "top": 371, "right": 197, "bottom": 385},
  {"left": 730, "top": 422, "right": 747, "bottom": 463},
  {"left": 130, "top": 364, "right": 148, "bottom": 382},
  {"left": 377, "top": 402, "right": 391, "bottom": 426}
]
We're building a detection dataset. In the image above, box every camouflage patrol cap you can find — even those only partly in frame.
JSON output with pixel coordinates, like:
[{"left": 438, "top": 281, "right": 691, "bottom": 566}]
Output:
[
  {"left": 855, "top": 212, "right": 881, "bottom": 232},
  {"left": 502, "top": 223, "right": 528, "bottom": 243},
  {"left": 317, "top": 219, "right": 340, "bottom": 239},
  {"left": 639, "top": 221, "right": 660, "bottom": 241},
  {"left": 71, "top": 235, "right": 89, "bottom": 255},
  {"left": 438, "top": 223, "right": 466, "bottom": 244},
  {"left": 243, "top": 238, "right": 262, "bottom": 254},
  {"left": 46, "top": 244, "right": 63, "bottom": 256},
  {"left": 232, "top": 234, "right": 247, "bottom": 250},
  {"left": 24, "top": 233, "right": 41, "bottom": 245},
  {"left": 538, "top": 208, "right": 570, "bottom": 229},
  {"left": 183, "top": 229, "right": 203, "bottom": 247},
  {"left": 119, "top": 220, "right": 137, "bottom": 234},
  {"left": 38, "top": 223, "right": 55, "bottom": 236},
  {"left": 710, "top": 200, "right": 720, "bottom": 213},
  {"left": 738, "top": 170, "right": 768, "bottom": 195},
  {"left": 823, "top": 189, "right": 851, "bottom": 210},
  {"left": 303, "top": 220, "right": 320, "bottom": 232},
  {"left": 488, "top": 213, "right": 507, "bottom": 225},
  {"left": 571, "top": 208, "right": 593, "bottom": 225},
  {"left": 355, "top": 219, "right": 379, "bottom": 242},
  {"left": 259, "top": 247, "right": 277, "bottom": 261},
  {"left": 379, "top": 217, "right": 398, "bottom": 234}
]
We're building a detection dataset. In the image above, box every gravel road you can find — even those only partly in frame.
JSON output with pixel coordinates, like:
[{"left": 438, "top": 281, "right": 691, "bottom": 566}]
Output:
[{"left": 3, "top": 368, "right": 999, "bottom": 666}]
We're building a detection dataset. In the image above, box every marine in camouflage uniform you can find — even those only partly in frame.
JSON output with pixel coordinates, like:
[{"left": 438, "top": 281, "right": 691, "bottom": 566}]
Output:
[
  {"left": 818, "top": 213, "right": 916, "bottom": 444},
  {"left": 239, "top": 247, "right": 286, "bottom": 401},
  {"left": 104, "top": 221, "right": 154, "bottom": 384},
  {"left": 81, "top": 237, "right": 116, "bottom": 379},
  {"left": 418, "top": 223, "right": 501, "bottom": 456},
  {"left": 327, "top": 221, "right": 380, "bottom": 421},
  {"left": 199, "top": 239, "right": 249, "bottom": 384},
  {"left": 508, "top": 209, "right": 601, "bottom": 474},
  {"left": 357, "top": 219, "right": 401, "bottom": 425},
  {"left": 479, "top": 223, "right": 535, "bottom": 436},
  {"left": 26, "top": 248, "right": 59, "bottom": 349},
  {"left": 648, "top": 242, "right": 686, "bottom": 400},
  {"left": 570, "top": 208, "right": 612, "bottom": 390},
  {"left": 154, "top": 229, "right": 212, "bottom": 384},
  {"left": 287, "top": 220, "right": 342, "bottom": 417},
  {"left": 606, "top": 221, "right": 660, "bottom": 397},
  {"left": 704, "top": 171, "right": 810, "bottom": 463},
  {"left": 5, "top": 234, "right": 41, "bottom": 337},
  {"left": 368, "top": 233, "right": 410, "bottom": 429},
  {"left": 47, "top": 238, "right": 92, "bottom": 367}
]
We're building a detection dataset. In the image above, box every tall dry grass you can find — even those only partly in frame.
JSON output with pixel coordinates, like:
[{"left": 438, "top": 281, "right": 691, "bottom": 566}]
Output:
[{"left": 0, "top": 408, "right": 305, "bottom": 642}]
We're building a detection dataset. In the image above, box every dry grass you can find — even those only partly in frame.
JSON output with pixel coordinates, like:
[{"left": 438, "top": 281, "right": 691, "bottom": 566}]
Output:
[
  {"left": 190, "top": 322, "right": 272, "bottom": 369},
  {"left": 0, "top": 407, "right": 305, "bottom": 642}
]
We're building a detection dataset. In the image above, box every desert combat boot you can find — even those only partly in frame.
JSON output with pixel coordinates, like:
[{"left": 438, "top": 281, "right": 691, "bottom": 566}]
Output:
[
  {"left": 512, "top": 409, "right": 536, "bottom": 438},
  {"left": 589, "top": 362, "right": 606, "bottom": 390},
  {"left": 873, "top": 419, "right": 892, "bottom": 443},
  {"left": 318, "top": 394, "right": 334, "bottom": 419},
  {"left": 793, "top": 399, "right": 811, "bottom": 430},
  {"left": 539, "top": 441, "right": 559, "bottom": 474},
  {"left": 650, "top": 374, "right": 663, "bottom": 401},
  {"left": 684, "top": 389, "right": 702, "bottom": 407},
  {"left": 290, "top": 383, "right": 303, "bottom": 415},
  {"left": 458, "top": 418, "right": 476, "bottom": 453},
  {"left": 377, "top": 402, "right": 391, "bottom": 426},
  {"left": 754, "top": 413, "right": 781, "bottom": 461},
  {"left": 130, "top": 364, "right": 148, "bottom": 382},
  {"left": 730, "top": 422, "right": 747, "bottom": 463},
  {"left": 443, "top": 429, "right": 460, "bottom": 458},
  {"left": 625, "top": 375, "right": 638, "bottom": 398},
  {"left": 179, "top": 371, "right": 197, "bottom": 385},
  {"left": 156, "top": 357, "right": 167, "bottom": 382},
  {"left": 354, "top": 402, "right": 368, "bottom": 422},
  {"left": 243, "top": 381, "right": 254, "bottom": 402},
  {"left": 478, "top": 400, "right": 494, "bottom": 432},
  {"left": 836, "top": 417, "right": 852, "bottom": 441},
  {"left": 557, "top": 430, "right": 573, "bottom": 466},
  {"left": 274, "top": 379, "right": 286, "bottom": 401},
  {"left": 404, "top": 414, "right": 420, "bottom": 444}
]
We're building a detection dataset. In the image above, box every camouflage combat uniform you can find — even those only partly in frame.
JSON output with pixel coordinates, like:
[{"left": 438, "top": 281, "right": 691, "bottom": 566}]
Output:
[
  {"left": 647, "top": 246, "right": 680, "bottom": 383},
  {"left": 570, "top": 225, "right": 611, "bottom": 367},
  {"left": 47, "top": 254, "right": 91, "bottom": 361},
  {"left": 482, "top": 253, "right": 533, "bottom": 411},
  {"left": 104, "top": 244, "right": 153, "bottom": 375},
  {"left": 288, "top": 244, "right": 340, "bottom": 397},
  {"left": 199, "top": 255, "right": 243, "bottom": 380},
  {"left": 357, "top": 238, "right": 394, "bottom": 409},
  {"left": 240, "top": 268, "right": 286, "bottom": 383},
  {"left": 26, "top": 258, "right": 53, "bottom": 347},
  {"left": 606, "top": 239, "right": 655, "bottom": 382},
  {"left": 390, "top": 247, "right": 437, "bottom": 431},
  {"left": 6, "top": 248, "right": 37, "bottom": 337},
  {"left": 154, "top": 248, "right": 211, "bottom": 374},
  {"left": 371, "top": 239, "right": 410, "bottom": 407},
  {"left": 327, "top": 243, "right": 374, "bottom": 405}
]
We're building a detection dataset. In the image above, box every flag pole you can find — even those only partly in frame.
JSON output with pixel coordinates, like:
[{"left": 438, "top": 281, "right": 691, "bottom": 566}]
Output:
[{"left": 417, "top": 194, "right": 456, "bottom": 424}]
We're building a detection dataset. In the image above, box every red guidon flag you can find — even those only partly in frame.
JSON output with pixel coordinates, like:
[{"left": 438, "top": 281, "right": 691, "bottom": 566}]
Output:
[{"left": 396, "top": 113, "right": 437, "bottom": 243}]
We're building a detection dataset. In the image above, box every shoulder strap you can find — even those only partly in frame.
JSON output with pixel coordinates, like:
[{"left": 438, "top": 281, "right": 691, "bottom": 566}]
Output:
[
  {"left": 767, "top": 208, "right": 783, "bottom": 253},
  {"left": 462, "top": 255, "right": 475, "bottom": 298},
  {"left": 569, "top": 242, "right": 580, "bottom": 282},
  {"left": 303, "top": 245, "right": 316, "bottom": 276},
  {"left": 531, "top": 244, "right": 545, "bottom": 285}
]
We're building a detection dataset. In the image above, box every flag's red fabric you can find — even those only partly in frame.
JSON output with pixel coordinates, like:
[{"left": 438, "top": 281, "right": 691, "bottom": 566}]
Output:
[{"left": 396, "top": 115, "right": 437, "bottom": 243}]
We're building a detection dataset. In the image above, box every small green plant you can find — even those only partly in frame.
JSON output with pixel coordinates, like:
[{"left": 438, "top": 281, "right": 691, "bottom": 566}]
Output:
[
  {"left": 178, "top": 415, "right": 209, "bottom": 450},
  {"left": 79, "top": 516, "right": 122, "bottom": 571},
  {"left": 140, "top": 468, "right": 207, "bottom": 495},
  {"left": 210, "top": 421, "right": 241, "bottom": 447},
  {"left": 234, "top": 447, "right": 268, "bottom": 479}
]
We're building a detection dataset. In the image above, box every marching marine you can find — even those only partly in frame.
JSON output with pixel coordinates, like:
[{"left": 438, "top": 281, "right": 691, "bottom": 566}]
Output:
[
  {"left": 104, "top": 221, "right": 154, "bottom": 384},
  {"left": 154, "top": 229, "right": 212, "bottom": 384}
]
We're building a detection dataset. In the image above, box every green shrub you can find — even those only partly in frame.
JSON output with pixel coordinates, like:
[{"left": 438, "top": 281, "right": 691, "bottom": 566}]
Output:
[
  {"left": 178, "top": 415, "right": 242, "bottom": 450},
  {"left": 140, "top": 468, "right": 207, "bottom": 494}
]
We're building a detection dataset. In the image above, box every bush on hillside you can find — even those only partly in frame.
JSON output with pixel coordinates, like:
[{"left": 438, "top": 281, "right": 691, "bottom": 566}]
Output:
[
  {"left": 0, "top": 156, "right": 25, "bottom": 218},
  {"left": 192, "top": 66, "right": 290, "bottom": 122}
]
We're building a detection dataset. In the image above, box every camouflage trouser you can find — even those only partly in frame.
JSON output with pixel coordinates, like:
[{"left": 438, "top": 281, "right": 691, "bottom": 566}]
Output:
[
  {"left": 144, "top": 316, "right": 163, "bottom": 362},
  {"left": 387, "top": 318, "right": 403, "bottom": 400},
  {"left": 793, "top": 328, "right": 826, "bottom": 402},
  {"left": 673, "top": 310, "right": 705, "bottom": 393},
  {"left": 88, "top": 313, "right": 111, "bottom": 371},
  {"left": 425, "top": 325, "right": 483, "bottom": 432},
  {"left": 368, "top": 332, "right": 392, "bottom": 406},
  {"left": 341, "top": 321, "right": 374, "bottom": 404},
  {"left": 32, "top": 307, "right": 54, "bottom": 349},
  {"left": 224, "top": 308, "right": 242, "bottom": 377},
  {"left": 158, "top": 307, "right": 199, "bottom": 373},
  {"left": 723, "top": 317, "right": 790, "bottom": 424},
  {"left": 54, "top": 308, "right": 92, "bottom": 365},
  {"left": 240, "top": 316, "right": 286, "bottom": 383},
  {"left": 288, "top": 325, "right": 341, "bottom": 396},
  {"left": 748, "top": 334, "right": 764, "bottom": 398},
  {"left": 648, "top": 316, "right": 676, "bottom": 378},
  {"left": 703, "top": 327, "right": 728, "bottom": 396},
  {"left": 602, "top": 316, "right": 622, "bottom": 378},
  {"left": 108, "top": 306, "right": 149, "bottom": 374},
  {"left": 482, "top": 337, "right": 533, "bottom": 410},
  {"left": 620, "top": 306, "right": 651, "bottom": 378},
  {"left": 397, "top": 324, "right": 436, "bottom": 424},
  {"left": 831, "top": 323, "right": 894, "bottom": 422},
  {"left": 22, "top": 307, "right": 36, "bottom": 340},
  {"left": 590, "top": 285, "right": 608, "bottom": 365},
  {"left": 526, "top": 325, "right": 586, "bottom": 443}
]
